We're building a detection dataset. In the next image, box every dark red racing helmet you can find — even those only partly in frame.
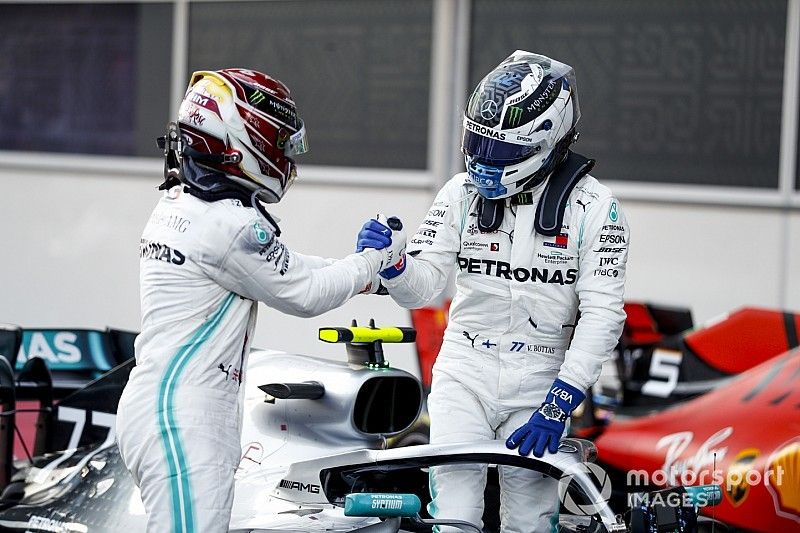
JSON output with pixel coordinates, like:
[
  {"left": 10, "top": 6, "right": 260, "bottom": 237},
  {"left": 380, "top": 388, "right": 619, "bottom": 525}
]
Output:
[{"left": 176, "top": 68, "right": 309, "bottom": 203}]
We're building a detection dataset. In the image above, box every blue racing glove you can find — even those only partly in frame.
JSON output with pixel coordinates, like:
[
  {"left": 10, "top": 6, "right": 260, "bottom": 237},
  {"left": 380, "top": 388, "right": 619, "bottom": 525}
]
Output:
[
  {"left": 506, "top": 378, "right": 585, "bottom": 457},
  {"left": 356, "top": 219, "right": 392, "bottom": 252},
  {"left": 356, "top": 215, "right": 407, "bottom": 278}
]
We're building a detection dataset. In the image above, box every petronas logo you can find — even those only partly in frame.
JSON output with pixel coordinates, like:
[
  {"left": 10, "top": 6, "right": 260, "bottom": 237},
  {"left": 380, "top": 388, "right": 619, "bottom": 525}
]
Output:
[
  {"left": 249, "top": 90, "right": 266, "bottom": 105},
  {"left": 507, "top": 106, "right": 523, "bottom": 127}
]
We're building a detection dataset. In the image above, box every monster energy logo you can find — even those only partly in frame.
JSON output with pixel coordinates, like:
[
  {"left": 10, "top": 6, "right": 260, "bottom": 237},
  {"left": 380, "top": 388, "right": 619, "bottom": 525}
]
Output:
[
  {"left": 507, "top": 106, "right": 523, "bottom": 127},
  {"left": 249, "top": 90, "right": 266, "bottom": 105}
]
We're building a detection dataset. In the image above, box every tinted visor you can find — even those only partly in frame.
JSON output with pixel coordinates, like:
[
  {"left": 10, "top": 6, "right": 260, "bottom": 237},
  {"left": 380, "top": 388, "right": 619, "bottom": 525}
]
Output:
[
  {"left": 461, "top": 128, "right": 543, "bottom": 166},
  {"left": 286, "top": 120, "right": 309, "bottom": 157}
]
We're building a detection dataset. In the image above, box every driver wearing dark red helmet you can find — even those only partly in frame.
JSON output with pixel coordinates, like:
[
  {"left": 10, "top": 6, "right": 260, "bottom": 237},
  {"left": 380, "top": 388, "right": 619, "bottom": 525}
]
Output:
[{"left": 115, "top": 69, "right": 405, "bottom": 532}]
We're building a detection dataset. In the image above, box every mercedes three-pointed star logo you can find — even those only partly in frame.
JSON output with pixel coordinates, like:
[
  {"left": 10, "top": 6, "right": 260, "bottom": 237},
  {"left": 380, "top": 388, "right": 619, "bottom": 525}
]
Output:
[{"left": 480, "top": 100, "right": 498, "bottom": 120}]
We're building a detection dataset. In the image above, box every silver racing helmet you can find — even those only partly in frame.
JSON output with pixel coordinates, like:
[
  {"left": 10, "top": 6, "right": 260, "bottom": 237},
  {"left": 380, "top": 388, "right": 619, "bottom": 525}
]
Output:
[{"left": 462, "top": 51, "right": 581, "bottom": 199}]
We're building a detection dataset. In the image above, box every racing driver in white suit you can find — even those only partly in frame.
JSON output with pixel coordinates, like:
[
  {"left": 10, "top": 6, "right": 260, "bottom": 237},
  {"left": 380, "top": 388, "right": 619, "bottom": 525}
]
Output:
[
  {"left": 116, "top": 69, "right": 405, "bottom": 533},
  {"left": 364, "top": 51, "right": 629, "bottom": 532}
]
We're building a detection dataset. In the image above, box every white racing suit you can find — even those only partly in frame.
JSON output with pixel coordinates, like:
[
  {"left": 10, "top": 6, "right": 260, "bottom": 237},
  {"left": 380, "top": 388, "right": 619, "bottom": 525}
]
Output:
[
  {"left": 116, "top": 187, "right": 382, "bottom": 533},
  {"left": 383, "top": 173, "right": 628, "bottom": 532}
]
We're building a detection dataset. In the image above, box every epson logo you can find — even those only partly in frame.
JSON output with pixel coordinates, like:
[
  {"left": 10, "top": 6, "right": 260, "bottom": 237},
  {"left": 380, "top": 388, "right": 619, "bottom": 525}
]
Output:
[
  {"left": 458, "top": 257, "right": 577, "bottom": 285},
  {"left": 279, "top": 479, "right": 320, "bottom": 494},
  {"left": 599, "top": 234, "right": 626, "bottom": 244},
  {"left": 428, "top": 209, "right": 447, "bottom": 218}
]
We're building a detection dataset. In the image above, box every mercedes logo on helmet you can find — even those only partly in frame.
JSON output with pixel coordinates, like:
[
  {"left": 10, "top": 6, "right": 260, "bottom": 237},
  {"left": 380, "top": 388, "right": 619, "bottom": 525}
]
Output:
[{"left": 480, "top": 100, "right": 499, "bottom": 120}]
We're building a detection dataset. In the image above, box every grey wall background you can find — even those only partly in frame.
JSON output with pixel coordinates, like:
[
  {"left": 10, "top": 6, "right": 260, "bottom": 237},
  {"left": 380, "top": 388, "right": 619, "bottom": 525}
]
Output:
[
  {"left": 0, "top": 0, "right": 795, "bottom": 189},
  {"left": 469, "top": 0, "right": 787, "bottom": 188}
]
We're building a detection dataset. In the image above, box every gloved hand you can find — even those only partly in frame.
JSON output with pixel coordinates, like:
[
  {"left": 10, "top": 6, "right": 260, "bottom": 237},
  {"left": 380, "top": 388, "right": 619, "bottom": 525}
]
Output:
[
  {"left": 506, "top": 378, "right": 585, "bottom": 457},
  {"left": 356, "top": 214, "right": 406, "bottom": 278}
]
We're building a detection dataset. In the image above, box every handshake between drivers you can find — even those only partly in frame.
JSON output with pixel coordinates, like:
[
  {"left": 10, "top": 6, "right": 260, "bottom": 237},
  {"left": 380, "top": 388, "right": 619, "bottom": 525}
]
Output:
[{"left": 356, "top": 214, "right": 407, "bottom": 280}]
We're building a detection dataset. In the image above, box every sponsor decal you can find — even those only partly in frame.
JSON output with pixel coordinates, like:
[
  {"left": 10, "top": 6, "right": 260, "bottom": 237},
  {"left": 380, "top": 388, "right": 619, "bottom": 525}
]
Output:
[
  {"left": 490, "top": 242, "right": 500, "bottom": 252},
  {"left": 599, "top": 234, "right": 626, "bottom": 244},
  {"left": 575, "top": 186, "right": 600, "bottom": 200},
  {"left": 462, "top": 240, "right": 489, "bottom": 251},
  {"left": 543, "top": 232, "right": 569, "bottom": 249},
  {"left": 602, "top": 224, "right": 625, "bottom": 232},
  {"left": 149, "top": 210, "right": 191, "bottom": 233},
  {"left": 526, "top": 78, "right": 558, "bottom": 114},
  {"left": 594, "top": 247, "right": 625, "bottom": 253},
  {"left": 599, "top": 257, "right": 619, "bottom": 266},
  {"left": 188, "top": 90, "right": 221, "bottom": 117},
  {"left": 457, "top": 257, "right": 577, "bottom": 284},
  {"left": 428, "top": 208, "right": 447, "bottom": 218},
  {"left": 462, "top": 331, "right": 479, "bottom": 348},
  {"left": 418, "top": 228, "right": 437, "bottom": 239},
  {"left": 551, "top": 385, "right": 575, "bottom": 403},
  {"left": 411, "top": 238, "right": 434, "bottom": 246},
  {"left": 465, "top": 118, "right": 506, "bottom": 141},
  {"left": 608, "top": 201, "right": 619, "bottom": 222},
  {"left": 218, "top": 363, "right": 242, "bottom": 384},
  {"left": 501, "top": 77, "right": 560, "bottom": 129},
  {"left": 725, "top": 448, "right": 759, "bottom": 507},
  {"left": 279, "top": 479, "right": 321, "bottom": 494},
  {"left": 765, "top": 438, "right": 800, "bottom": 522},
  {"left": 593, "top": 268, "right": 619, "bottom": 277},
  {"left": 480, "top": 99, "right": 499, "bottom": 120},
  {"left": 249, "top": 90, "right": 266, "bottom": 105},
  {"left": 140, "top": 239, "right": 185, "bottom": 265},
  {"left": 467, "top": 224, "right": 479, "bottom": 236},
  {"left": 537, "top": 252, "right": 571, "bottom": 265},
  {"left": 258, "top": 234, "right": 290, "bottom": 275},
  {"left": 18, "top": 331, "right": 82, "bottom": 365},
  {"left": 26, "top": 516, "right": 66, "bottom": 532},
  {"left": 575, "top": 199, "right": 591, "bottom": 212},
  {"left": 506, "top": 106, "right": 523, "bottom": 127},
  {"left": 253, "top": 222, "right": 269, "bottom": 243},
  {"left": 656, "top": 427, "right": 733, "bottom": 486},
  {"left": 422, "top": 218, "right": 443, "bottom": 228}
]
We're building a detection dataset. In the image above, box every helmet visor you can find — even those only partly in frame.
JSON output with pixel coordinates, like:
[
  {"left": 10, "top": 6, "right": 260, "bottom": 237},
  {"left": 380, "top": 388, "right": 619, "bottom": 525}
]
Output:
[
  {"left": 286, "top": 119, "right": 309, "bottom": 157},
  {"left": 461, "top": 119, "right": 546, "bottom": 166}
]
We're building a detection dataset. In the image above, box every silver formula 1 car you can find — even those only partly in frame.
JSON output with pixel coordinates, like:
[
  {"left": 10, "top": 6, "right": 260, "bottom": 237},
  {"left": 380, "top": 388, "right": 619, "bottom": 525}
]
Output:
[{"left": 0, "top": 324, "right": 714, "bottom": 532}]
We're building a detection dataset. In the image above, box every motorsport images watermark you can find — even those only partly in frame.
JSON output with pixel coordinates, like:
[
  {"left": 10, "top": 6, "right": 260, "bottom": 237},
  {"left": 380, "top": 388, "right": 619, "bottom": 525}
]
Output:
[{"left": 556, "top": 462, "right": 785, "bottom": 516}]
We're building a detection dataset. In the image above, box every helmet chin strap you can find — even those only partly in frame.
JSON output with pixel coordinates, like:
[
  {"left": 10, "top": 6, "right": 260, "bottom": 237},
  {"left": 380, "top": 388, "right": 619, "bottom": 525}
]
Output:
[
  {"left": 249, "top": 189, "right": 282, "bottom": 236},
  {"left": 155, "top": 123, "right": 283, "bottom": 236}
]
